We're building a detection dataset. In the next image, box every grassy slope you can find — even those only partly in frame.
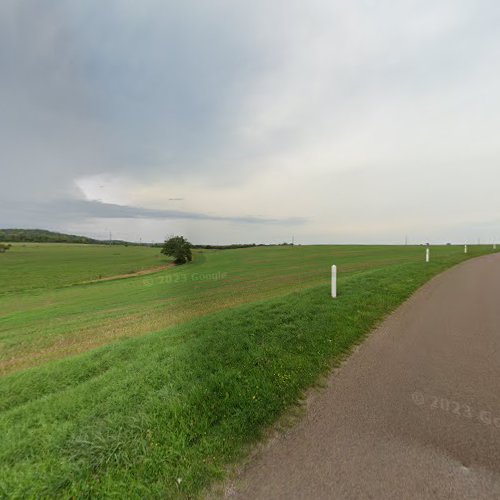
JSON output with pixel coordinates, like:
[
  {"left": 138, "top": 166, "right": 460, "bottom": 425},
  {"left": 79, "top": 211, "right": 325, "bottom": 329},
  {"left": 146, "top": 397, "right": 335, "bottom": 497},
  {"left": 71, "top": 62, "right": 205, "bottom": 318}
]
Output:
[
  {"left": 0, "top": 243, "right": 167, "bottom": 294},
  {"left": 0, "top": 244, "right": 472, "bottom": 374},
  {"left": 0, "top": 247, "right": 493, "bottom": 498}
]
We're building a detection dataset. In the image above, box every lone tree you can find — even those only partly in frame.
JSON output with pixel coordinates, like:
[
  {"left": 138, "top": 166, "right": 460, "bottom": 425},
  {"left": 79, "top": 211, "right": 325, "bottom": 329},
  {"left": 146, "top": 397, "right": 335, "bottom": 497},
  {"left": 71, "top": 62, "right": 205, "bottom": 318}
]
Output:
[{"left": 161, "top": 235, "right": 192, "bottom": 264}]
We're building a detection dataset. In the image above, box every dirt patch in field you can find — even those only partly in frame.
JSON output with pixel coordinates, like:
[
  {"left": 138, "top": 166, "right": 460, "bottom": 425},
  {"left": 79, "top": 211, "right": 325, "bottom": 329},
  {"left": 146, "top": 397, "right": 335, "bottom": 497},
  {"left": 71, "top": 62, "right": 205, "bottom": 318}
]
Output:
[{"left": 81, "top": 263, "right": 175, "bottom": 284}]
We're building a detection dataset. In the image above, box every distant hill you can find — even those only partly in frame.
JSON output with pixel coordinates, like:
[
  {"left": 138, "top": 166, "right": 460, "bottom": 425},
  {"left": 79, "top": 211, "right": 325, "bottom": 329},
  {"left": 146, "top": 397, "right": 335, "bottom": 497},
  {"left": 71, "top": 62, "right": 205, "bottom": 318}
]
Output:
[
  {"left": 0, "top": 229, "right": 129, "bottom": 245},
  {"left": 0, "top": 229, "right": 294, "bottom": 247}
]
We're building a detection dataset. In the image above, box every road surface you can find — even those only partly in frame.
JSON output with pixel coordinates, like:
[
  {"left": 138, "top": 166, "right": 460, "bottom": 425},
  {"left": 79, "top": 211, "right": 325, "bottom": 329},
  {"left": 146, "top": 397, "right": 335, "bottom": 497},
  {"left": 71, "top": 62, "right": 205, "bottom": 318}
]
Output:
[{"left": 228, "top": 253, "right": 500, "bottom": 499}]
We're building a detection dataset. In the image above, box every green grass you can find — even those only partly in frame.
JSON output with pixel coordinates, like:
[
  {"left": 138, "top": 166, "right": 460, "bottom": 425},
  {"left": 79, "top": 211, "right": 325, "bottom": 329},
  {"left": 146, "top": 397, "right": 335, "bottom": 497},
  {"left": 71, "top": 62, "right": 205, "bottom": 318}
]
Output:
[
  {"left": 0, "top": 243, "right": 495, "bottom": 497},
  {"left": 0, "top": 244, "right": 480, "bottom": 374},
  {"left": 0, "top": 243, "right": 168, "bottom": 294}
]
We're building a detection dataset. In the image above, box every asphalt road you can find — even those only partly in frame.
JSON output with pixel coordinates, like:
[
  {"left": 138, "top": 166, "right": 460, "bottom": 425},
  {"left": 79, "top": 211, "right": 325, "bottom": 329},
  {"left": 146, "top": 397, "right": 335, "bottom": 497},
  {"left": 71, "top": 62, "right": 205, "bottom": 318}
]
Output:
[{"left": 228, "top": 253, "right": 500, "bottom": 499}]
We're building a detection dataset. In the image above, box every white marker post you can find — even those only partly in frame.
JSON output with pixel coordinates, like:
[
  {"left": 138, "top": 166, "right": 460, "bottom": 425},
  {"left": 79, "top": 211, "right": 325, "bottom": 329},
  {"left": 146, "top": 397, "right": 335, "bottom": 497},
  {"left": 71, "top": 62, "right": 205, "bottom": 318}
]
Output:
[
  {"left": 331, "top": 265, "right": 337, "bottom": 298},
  {"left": 464, "top": 244, "right": 468, "bottom": 254},
  {"left": 494, "top": 243, "right": 497, "bottom": 250},
  {"left": 425, "top": 248, "right": 430, "bottom": 263}
]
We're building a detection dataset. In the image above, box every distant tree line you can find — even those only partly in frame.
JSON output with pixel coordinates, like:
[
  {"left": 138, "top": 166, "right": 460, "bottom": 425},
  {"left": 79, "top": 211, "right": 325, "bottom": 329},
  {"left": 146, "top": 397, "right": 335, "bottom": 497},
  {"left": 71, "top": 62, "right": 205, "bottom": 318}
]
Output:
[
  {"left": 151, "top": 242, "right": 294, "bottom": 250},
  {"left": 0, "top": 229, "right": 99, "bottom": 244},
  {"left": 191, "top": 243, "right": 294, "bottom": 250},
  {"left": 192, "top": 243, "right": 258, "bottom": 250},
  {"left": 0, "top": 229, "right": 132, "bottom": 245},
  {"left": 1, "top": 229, "right": 296, "bottom": 249}
]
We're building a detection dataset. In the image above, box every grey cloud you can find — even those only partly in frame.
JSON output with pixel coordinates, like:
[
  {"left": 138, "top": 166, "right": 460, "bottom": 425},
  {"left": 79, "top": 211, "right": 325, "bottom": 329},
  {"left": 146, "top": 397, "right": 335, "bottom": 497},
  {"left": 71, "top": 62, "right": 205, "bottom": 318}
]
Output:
[
  {"left": 2, "top": 0, "right": 498, "bottom": 194},
  {"left": 1, "top": 0, "right": 500, "bottom": 243},
  {"left": 0, "top": 198, "right": 305, "bottom": 226},
  {"left": 0, "top": 0, "right": 275, "bottom": 195}
]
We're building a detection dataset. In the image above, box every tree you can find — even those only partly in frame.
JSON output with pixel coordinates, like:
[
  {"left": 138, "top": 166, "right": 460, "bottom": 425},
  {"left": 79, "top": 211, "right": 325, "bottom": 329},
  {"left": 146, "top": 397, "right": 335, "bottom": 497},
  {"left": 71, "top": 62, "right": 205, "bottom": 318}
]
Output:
[
  {"left": 161, "top": 235, "right": 192, "bottom": 264},
  {"left": 0, "top": 243, "right": 11, "bottom": 253}
]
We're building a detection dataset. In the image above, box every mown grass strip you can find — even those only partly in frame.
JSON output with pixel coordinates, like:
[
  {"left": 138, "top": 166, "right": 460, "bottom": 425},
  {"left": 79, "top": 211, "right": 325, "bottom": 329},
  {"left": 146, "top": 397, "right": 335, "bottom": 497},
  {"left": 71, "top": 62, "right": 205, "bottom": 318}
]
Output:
[{"left": 0, "top": 244, "right": 482, "bottom": 374}]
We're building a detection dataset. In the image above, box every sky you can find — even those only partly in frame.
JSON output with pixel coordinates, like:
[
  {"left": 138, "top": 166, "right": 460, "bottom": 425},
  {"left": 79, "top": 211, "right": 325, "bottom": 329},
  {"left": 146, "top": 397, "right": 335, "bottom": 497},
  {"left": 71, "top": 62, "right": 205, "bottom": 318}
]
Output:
[{"left": 1, "top": 0, "right": 500, "bottom": 244}]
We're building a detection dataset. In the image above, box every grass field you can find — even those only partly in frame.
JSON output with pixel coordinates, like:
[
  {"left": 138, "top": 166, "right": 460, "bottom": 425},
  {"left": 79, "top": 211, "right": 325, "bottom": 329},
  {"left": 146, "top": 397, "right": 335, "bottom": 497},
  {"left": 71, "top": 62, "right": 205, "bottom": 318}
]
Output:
[
  {"left": 0, "top": 243, "right": 477, "bottom": 375},
  {"left": 0, "top": 243, "right": 495, "bottom": 497},
  {"left": 0, "top": 243, "right": 167, "bottom": 294}
]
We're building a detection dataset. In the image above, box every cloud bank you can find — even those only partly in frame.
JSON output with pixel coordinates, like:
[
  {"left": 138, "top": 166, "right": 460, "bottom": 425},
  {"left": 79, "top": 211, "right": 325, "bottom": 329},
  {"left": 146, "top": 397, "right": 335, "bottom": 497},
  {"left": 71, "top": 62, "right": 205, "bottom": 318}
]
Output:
[{"left": 1, "top": 0, "right": 500, "bottom": 243}]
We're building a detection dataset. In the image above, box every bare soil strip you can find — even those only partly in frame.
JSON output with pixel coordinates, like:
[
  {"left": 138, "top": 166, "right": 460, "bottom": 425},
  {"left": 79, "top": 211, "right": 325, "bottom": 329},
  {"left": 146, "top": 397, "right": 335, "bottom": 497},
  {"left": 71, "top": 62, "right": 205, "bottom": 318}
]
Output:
[{"left": 79, "top": 264, "right": 174, "bottom": 284}]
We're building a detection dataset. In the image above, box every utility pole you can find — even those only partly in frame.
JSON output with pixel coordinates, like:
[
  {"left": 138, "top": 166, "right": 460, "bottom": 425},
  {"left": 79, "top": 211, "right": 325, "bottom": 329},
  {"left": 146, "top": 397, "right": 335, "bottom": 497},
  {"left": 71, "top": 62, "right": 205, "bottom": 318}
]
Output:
[{"left": 405, "top": 235, "right": 408, "bottom": 246}]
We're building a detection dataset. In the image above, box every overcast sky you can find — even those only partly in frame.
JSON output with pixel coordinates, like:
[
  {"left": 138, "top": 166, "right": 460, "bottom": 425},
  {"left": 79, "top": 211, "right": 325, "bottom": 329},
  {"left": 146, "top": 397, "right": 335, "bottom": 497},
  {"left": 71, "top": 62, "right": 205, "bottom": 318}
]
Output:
[{"left": 1, "top": 0, "right": 499, "bottom": 244}]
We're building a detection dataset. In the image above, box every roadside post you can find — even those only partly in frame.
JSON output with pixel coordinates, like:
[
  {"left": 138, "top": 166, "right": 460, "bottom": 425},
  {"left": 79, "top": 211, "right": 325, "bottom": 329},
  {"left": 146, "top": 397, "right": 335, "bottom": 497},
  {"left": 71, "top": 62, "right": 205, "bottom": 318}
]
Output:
[
  {"left": 425, "top": 248, "right": 430, "bottom": 263},
  {"left": 331, "top": 265, "right": 337, "bottom": 298},
  {"left": 464, "top": 244, "right": 468, "bottom": 254}
]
